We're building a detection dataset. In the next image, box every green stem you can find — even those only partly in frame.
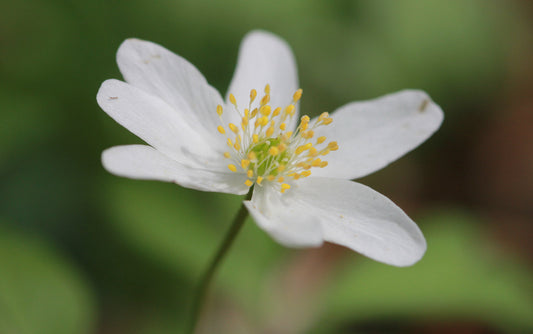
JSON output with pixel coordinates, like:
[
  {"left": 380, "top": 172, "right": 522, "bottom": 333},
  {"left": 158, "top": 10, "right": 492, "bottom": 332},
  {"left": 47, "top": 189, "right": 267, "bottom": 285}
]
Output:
[{"left": 186, "top": 188, "right": 253, "bottom": 334}]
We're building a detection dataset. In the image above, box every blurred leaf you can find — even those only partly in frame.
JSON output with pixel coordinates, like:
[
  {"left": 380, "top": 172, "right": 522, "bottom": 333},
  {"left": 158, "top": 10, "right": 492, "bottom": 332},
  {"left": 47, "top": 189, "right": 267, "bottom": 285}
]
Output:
[
  {"left": 0, "top": 224, "right": 95, "bottom": 334},
  {"left": 103, "top": 180, "right": 284, "bottom": 308},
  {"left": 315, "top": 210, "right": 533, "bottom": 333},
  {"left": 0, "top": 92, "right": 62, "bottom": 167}
]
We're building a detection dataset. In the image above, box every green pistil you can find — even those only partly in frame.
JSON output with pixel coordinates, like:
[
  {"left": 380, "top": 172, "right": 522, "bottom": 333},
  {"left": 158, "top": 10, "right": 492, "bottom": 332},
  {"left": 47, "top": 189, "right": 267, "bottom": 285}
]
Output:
[{"left": 247, "top": 137, "right": 289, "bottom": 176}]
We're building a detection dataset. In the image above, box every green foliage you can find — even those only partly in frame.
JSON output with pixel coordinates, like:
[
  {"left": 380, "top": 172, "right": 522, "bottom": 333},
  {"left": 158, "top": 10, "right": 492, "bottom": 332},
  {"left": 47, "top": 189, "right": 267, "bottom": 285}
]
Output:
[
  {"left": 316, "top": 210, "right": 533, "bottom": 333},
  {"left": 0, "top": 225, "right": 95, "bottom": 334}
]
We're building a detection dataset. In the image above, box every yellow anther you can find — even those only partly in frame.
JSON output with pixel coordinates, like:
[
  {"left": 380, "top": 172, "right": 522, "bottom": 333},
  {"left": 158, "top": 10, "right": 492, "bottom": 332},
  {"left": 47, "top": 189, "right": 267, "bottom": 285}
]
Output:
[
  {"left": 293, "top": 89, "right": 303, "bottom": 102},
  {"left": 265, "top": 84, "right": 271, "bottom": 94},
  {"left": 268, "top": 146, "right": 279, "bottom": 156},
  {"left": 267, "top": 175, "right": 276, "bottom": 181},
  {"left": 322, "top": 117, "right": 333, "bottom": 125},
  {"left": 247, "top": 170, "right": 254, "bottom": 178},
  {"left": 273, "top": 107, "right": 281, "bottom": 116},
  {"left": 277, "top": 164, "right": 286, "bottom": 172},
  {"left": 284, "top": 131, "right": 293, "bottom": 139},
  {"left": 223, "top": 152, "right": 231, "bottom": 159},
  {"left": 242, "top": 116, "right": 249, "bottom": 125},
  {"left": 217, "top": 126, "right": 225, "bottom": 134},
  {"left": 294, "top": 143, "right": 313, "bottom": 155},
  {"left": 229, "top": 123, "right": 239, "bottom": 133},
  {"left": 308, "top": 147, "right": 318, "bottom": 157},
  {"left": 241, "top": 159, "right": 250, "bottom": 169},
  {"left": 316, "top": 136, "right": 326, "bottom": 144},
  {"left": 252, "top": 134, "right": 259, "bottom": 143},
  {"left": 251, "top": 108, "right": 258, "bottom": 117},
  {"left": 301, "top": 170, "right": 312, "bottom": 177},
  {"left": 245, "top": 179, "right": 253, "bottom": 187},
  {"left": 257, "top": 176, "right": 264, "bottom": 185},
  {"left": 259, "top": 116, "right": 269, "bottom": 127},
  {"left": 301, "top": 130, "right": 314, "bottom": 139},
  {"left": 260, "top": 105, "right": 271, "bottom": 116},
  {"left": 281, "top": 183, "right": 291, "bottom": 193},
  {"left": 216, "top": 105, "right": 223, "bottom": 116},
  {"left": 328, "top": 141, "right": 339, "bottom": 151},
  {"left": 279, "top": 123, "right": 286, "bottom": 131},
  {"left": 319, "top": 161, "right": 328, "bottom": 168},
  {"left": 278, "top": 143, "right": 287, "bottom": 152},
  {"left": 292, "top": 173, "right": 301, "bottom": 180},
  {"left": 244, "top": 109, "right": 250, "bottom": 117},
  {"left": 227, "top": 138, "right": 233, "bottom": 147},
  {"left": 318, "top": 112, "right": 329, "bottom": 121},
  {"left": 260, "top": 94, "right": 270, "bottom": 106},
  {"left": 320, "top": 149, "right": 330, "bottom": 156},
  {"left": 311, "top": 158, "right": 322, "bottom": 167},
  {"left": 229, "top": 94, "right": 237, "bottom": 106},
  {"left": 301, "top": 115, "right": 310, "bottom": 123},
  {"left": 266, "top": 126, "right": 274, "bottom": 137},
  {"left": 234, "top": 142, "right": 240, "bottom": 150},
  {"left": 228, "top": 164, "right": 237, "bottom": 172},
  {"left": 295, "top": 144, "right": 310, "bottom": 155},
  {"left": 277, "top": 176, "right": 285, "bottom": 182},
  {"left": 247, "top": 151, "right": 257, "bottom": 161},
  {"left": 250, "top": 89, "right": 257, "bottom": 102},
  {"left": 285, "top": 104, "right": 295, "bottom": 115}
]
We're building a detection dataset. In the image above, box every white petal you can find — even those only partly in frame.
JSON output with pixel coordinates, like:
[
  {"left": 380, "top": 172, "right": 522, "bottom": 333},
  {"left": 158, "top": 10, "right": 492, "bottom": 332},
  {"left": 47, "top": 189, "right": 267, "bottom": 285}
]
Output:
[
  {"left": 244, "top": 184, "right": 323, "bottom": 247},
  {"left": 97, "top": 79, "right": 227, "bottom": 169},
  {"left": 102, "top": 145, "right": 249, "bottom": 195},
  {"left": 292, "top": 178, "right": 426, "bottom": 266},
  {"left": 226, "top": 31, "right": 300, "bottom": 129},
  {"left": 246, "top": 178, "right": 425, "bottom": 266},
  {"left": 312, "top": 90, "right": 444, "bottom": 180},
  {"left": 116, "top": 38, "right": 225, "bottom": 140}
]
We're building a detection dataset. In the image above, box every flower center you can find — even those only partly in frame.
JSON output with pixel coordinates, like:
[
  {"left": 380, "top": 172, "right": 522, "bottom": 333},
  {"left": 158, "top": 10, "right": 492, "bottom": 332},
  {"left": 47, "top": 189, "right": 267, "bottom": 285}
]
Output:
[{"left": 216, "top": 84, "right": 338, "bottom": 193}]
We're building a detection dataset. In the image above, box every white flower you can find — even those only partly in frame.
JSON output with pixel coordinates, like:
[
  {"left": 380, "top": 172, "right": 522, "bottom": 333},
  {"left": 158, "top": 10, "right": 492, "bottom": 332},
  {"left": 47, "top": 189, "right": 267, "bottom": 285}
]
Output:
[{"left": 97, "top": 31, "right": 443, "bottom": 267}]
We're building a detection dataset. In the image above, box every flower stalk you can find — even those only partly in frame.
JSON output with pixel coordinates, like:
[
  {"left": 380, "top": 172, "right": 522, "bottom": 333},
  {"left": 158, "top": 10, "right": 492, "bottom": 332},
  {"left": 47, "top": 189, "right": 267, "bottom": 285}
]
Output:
[{"left": 187, "top": 188, "right": 254, "bottom": 334}]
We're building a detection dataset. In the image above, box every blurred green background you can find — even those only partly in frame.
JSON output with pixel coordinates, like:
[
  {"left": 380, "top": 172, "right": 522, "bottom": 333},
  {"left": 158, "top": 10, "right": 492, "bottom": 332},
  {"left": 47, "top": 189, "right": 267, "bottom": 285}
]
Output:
[{"left": 1, "top": 0, "right": 532, "bottom": 333}]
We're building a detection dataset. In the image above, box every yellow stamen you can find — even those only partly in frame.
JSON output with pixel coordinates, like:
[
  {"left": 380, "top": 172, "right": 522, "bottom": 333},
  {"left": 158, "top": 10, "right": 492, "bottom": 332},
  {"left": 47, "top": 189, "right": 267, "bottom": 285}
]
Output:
[
  {"left": 216, "top": 105, "right": 223, "bottom": 116},
  {"left": 217, "top": 126, "right": 225, "bottom": 134},
  {"left": 229, "top": 94, "right": 237, "bottom": 106},
  {"left": 260, "top": 105, "right": 271, "bottom": 116},
  {"left": 247, "top": 170, "right": 254, "bottom": 178},
  {"left": 229, "top": 123, "right": 239, "bottom": 134},
  {"left": 245, "top": 179, "right": 253, "bottom": 187},
  {"left": 285, "top": 105, "right": 295, "bottom": 115},
  {"left": 281, "top": 183, "right": 291, "bottom": 193},
  {"left": 293, "top": 89, "right": 303, "bottom": 102},
  {"left": 241, "top": 159, "right": 250, "bottom": 169},
  {"left": 250, "top": 89, "right": 257, "bottom": 102},
  {"left": 269, "top": 146, "right": 279, "bottom": 156},
  {"left": 316, "top": 136, "right": 326, "bottom": 144},
  {"left": 223, "top": 152, "right": 231, "bottom": 158},
  {"left": 328, "top": 141, "right": 339, "bottom": 151},
  {"left": 257, "top": 176, "right": 264, "bottom": 185},
  {"left": 228, "top": 164, "right": 237, "bottom": 172}
]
